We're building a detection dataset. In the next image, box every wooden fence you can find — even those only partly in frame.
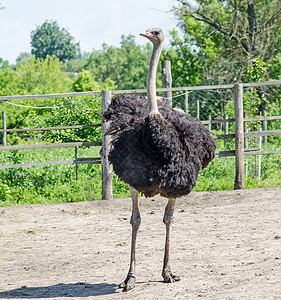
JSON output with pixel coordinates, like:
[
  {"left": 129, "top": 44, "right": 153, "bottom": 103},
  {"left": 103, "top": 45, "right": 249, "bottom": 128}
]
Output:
[{"left": 1, "top": 67, "right": 281, "bottom": 199}]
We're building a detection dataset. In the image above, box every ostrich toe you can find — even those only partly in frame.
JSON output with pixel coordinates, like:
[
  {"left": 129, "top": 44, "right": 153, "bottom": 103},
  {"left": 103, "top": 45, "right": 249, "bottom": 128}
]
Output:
[
  {"left": 119, "top": 274, "right": 136, "bottom": 291},
  {"left": 162, "top": 270, "right": 180, "bottom": 283}
]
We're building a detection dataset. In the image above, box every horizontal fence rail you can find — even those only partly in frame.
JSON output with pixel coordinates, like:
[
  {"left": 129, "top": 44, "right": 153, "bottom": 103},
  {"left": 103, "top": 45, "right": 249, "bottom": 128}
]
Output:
[
  {"left": 0, "top": 141, "right": 101, "bottom": 152},
  {"left": 213, "top": 129, "right": 281, "bottom": 141},
  {"left": 0, "top": 158, "right": 101, "bottom": 170},
  {"left": 0, "top": 91, "right": 102, "bottom": 101},
  {"left": 0, "top": 124, "right": 101, "bottom": 133}
]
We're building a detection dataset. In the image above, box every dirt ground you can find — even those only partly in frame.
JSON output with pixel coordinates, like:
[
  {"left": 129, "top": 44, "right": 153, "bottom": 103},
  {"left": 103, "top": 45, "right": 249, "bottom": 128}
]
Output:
[{"left": 0, "top": 188, "right": 281, "bottom": 300}]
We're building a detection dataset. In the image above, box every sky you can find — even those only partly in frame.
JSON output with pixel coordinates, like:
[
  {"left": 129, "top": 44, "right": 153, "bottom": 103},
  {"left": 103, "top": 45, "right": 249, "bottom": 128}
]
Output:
[{"left": 0, "top": 0, "right": 180, "bottom": 64}]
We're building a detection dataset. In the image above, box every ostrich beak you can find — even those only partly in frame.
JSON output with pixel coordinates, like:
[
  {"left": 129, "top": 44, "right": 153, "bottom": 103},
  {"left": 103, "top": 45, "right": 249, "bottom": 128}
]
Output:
[{"left": 140, "top": 32, "right": 155, "bottom": 38}]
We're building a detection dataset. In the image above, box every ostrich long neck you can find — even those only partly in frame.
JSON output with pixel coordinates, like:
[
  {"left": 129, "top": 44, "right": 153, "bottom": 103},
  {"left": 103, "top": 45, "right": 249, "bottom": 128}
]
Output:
[{"left": 147, "top": 42, "right": 163, "bottom": 114}]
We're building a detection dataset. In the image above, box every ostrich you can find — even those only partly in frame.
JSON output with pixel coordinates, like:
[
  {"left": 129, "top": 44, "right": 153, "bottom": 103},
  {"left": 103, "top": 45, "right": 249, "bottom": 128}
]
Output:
[{"left": 103, "top": 28, "right": 216, "bottom": 291}]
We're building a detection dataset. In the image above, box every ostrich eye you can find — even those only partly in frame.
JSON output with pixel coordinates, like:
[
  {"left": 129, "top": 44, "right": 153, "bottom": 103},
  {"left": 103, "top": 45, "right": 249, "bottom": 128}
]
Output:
[{"left": 152, "top": 31, "right": 159, "bottom": 36}]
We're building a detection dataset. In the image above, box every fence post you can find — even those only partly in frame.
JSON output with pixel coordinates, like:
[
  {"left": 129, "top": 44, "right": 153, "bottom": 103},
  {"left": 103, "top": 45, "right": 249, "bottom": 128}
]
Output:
[
  {"left": 161, "top": 60, "right": 172, "bottom": 107},
  {"left": 75, "top": 147, "right": 78, "bottom": 180},
  {"left": 224, "top": 113, "right": 229, "bottom": 147},
  {"left": 208, "top": 115, "right": 212, "bottom": 131},
  {"left": 262, "top": 108, "right": 267, "bottom": 147},
  {"left": 196, "top": 99, "right": 200, "bottom": 119},
  {"left": 258, "top": 128, "right": 262, "bottom": 180},
  {"left": 243, "top": 111, "right": 248, "bottom": 149},
  {"left": 234, "top": 84, "right": 245, "bottom": 189},
  {"left": 184, "top": 92, "right": 188, "bottom": 114},
  {"left": 2, "top": 111, "right": 7, "bottom": 147},
  {"left": 101, "top": 90, "right": 113, "bottom": 200},
  {"left": 244, "top": 111, "right": 248, "bottom": 179}
]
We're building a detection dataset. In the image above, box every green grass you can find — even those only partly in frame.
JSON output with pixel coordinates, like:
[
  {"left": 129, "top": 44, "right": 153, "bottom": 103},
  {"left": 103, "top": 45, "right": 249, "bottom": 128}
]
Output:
[
  {"left": 194, "top": 155, "right": 281, "bottom": 192},
  {"left": 0, "top": 145, "right": 131, "bottom": 206},
  {"left": 0, "top": 144, "right": 280, "bottom": 207}
]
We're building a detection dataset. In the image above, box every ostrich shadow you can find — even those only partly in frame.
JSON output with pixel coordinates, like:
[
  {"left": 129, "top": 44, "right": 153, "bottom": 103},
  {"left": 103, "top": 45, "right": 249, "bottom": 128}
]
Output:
[{"left": 0, "top": 282, "right": 118, "bottom": 298}]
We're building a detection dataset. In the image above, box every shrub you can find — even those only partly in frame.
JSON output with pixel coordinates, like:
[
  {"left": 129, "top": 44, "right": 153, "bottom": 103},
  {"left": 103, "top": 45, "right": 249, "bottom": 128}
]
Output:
[{"left": 0, "top": 182, "right": 12, "bottom": 202}]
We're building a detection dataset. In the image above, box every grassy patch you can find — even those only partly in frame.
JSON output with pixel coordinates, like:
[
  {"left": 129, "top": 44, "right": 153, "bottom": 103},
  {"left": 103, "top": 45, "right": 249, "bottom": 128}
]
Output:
[{"left": 0, "top": 145, "right": 280, "bottom": 207}]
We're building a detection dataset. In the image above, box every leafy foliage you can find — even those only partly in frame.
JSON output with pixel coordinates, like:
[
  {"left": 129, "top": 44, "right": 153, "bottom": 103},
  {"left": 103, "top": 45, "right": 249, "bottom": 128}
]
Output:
[
  {"left": 31, "top": 20, "right": 80, "bottom": 62},
  {"left": 15, "top": 52, "right": 32, "bottom": 64},
  {"left": 84, "top": 34, "right": 163, "bottom": 90},
  {"left": 72, "top": 70, "right": 117, "bottom": 92},
  {"left": 16, "top": 55, "right": 72, "bottom": 94},
  {"left": 26, "top": 98, "right": 102, "bottom": 143},
  {"left": 24, "top": 73, "right": 116, "bottom": 143},
  {"left": 0, "top": 55, "right": 73, "bottom": 137},
  {"left": 72, "top": 70, "right": 98, "bottom": 92},
  {"left": 162, "top": 29, "right": 203, "bottom": 87},
  {"left": 172, "top": 0, "right": 281, "bottom": 84},
  {"left": 0, "top": 55, "right": 71, "bottom": 97},
  {"left": 243, "top": 56, "right": 268, "bottom": 118},
  {"left": 65, "top": 52, "right": 91, "bottom": 73},
  {"left": 243, "top": 57, "right": 281, "bottom": 131},
  {"left": 0, "top": 66, "right": 20, "bottom": 96},
  {"left": 245, "top": 56, "right": 267, "bottom": 83},
  {"left": 0, "top": 182, "right": 12, "bottom": 202}
]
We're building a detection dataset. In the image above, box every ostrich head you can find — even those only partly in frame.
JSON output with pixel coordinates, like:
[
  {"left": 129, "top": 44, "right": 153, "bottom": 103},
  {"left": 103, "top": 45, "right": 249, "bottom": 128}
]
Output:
[{"left": 140, "top": 28, "right": 164, "bottom": 45}]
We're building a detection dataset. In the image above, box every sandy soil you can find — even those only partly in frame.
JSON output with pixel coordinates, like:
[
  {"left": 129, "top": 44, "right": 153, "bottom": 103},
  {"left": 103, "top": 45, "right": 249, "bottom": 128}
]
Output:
[{"left": 0, "top": 188, "right": 281, "bottom": 300}]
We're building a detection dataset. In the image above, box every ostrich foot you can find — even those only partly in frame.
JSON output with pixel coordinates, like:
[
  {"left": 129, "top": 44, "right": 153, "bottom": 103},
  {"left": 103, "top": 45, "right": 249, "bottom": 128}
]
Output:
[
  {"left": 119, "top": 274, "right": 136, "bottom": 292},
  {"left": 162, "top": 270, "right": 180, "bottom": 283}
]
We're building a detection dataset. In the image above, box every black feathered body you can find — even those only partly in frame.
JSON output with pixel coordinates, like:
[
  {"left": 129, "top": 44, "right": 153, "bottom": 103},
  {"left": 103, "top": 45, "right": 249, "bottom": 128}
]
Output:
[{"left": 103, "top": 94, "right": 216, "bottom": 198}]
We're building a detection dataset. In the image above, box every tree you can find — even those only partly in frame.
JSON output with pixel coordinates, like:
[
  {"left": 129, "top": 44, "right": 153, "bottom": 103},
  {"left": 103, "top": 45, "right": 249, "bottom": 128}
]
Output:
[
  {"left": 0, "top": 58, "right": 9, "bottom": 68},
  {"left": 117, "top": 34, "right": 153, "bottom": 89},
  {"left": 172, "top": 0, "right": 281, "bottom": 83},
  {"left": 65, "top": 51, "right": 91, "bottom": 73},
  {"left": 0, "top": 55, "right": 72, "bottom": 133},
  {"left": 16, "top": 55, "right": 72, "bottom": 94},
  {"left": 84, "top": 34, "right": 158, "bottom": 90},
  {"left": 16, "top": 52, "right": 32, "bottom": 64},
  {"left": 30, "top": 20, "right": 80, "bottom": 62},
  {"left": 72, "top": 70, "right": 98, "bottom": 92},
  {"left": 26, "top": 74, "right": 117, "bottom": 143},
  {"left": 72, "top": 69, "right": 117, "bottom": 92},
  {"left": 162, "top": 29, "right": 204, "bottom": 87},
  {"left": 0, "top": 66, "right": 20, "bottom": 96}
]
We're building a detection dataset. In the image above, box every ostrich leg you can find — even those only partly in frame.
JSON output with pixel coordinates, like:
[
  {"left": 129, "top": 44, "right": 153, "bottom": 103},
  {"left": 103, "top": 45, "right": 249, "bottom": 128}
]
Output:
[
  {"left": 120, "top": 186, "right": 141, "bottom": 291},
  {"left": 162, "top": 198, "right": 180, "bottom": 283}
]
